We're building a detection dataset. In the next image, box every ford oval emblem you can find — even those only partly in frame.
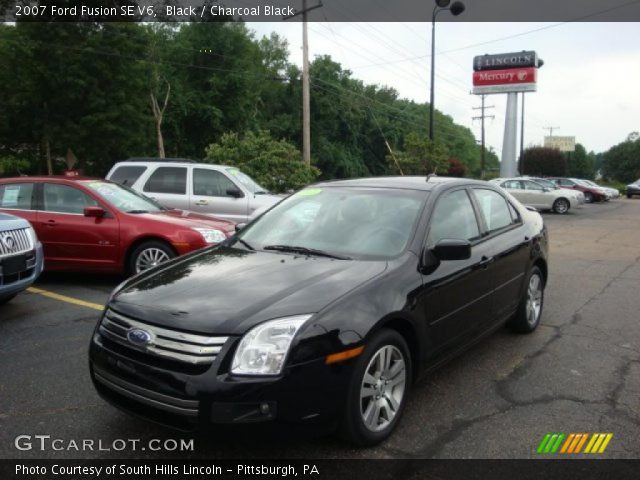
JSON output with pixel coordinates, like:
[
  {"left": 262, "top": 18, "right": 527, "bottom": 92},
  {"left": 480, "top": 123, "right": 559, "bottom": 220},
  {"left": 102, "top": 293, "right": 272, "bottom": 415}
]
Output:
[{"left": 127, "top": 328, "right": 152, "bottom": 347}]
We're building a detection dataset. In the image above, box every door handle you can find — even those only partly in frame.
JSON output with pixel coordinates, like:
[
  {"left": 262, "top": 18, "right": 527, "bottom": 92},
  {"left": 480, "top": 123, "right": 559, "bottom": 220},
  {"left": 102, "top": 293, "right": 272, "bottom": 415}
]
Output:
[
  {"left": 195, "top": 200, "right": 208, "bottom": 206},
  {"left": 44, "top": 220, "right": 57, "bottom": 227},
  {"left": 478, "top": 256, "right": 494, "bottom": 268}
]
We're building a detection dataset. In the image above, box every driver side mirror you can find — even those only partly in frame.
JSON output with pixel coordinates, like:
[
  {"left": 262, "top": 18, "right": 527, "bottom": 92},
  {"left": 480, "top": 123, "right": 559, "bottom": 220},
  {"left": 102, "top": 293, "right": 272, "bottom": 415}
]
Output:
[
  {"left": 84, "top": 206, "right": 105, "bottom": 218},
  {"left": 235, "top": 223, "right": 247, "bottom": 232},
  {"left": 226, "top": 188, "right": 243, "bottom": 198},
  {"left": 432, "top": 238, "right": 471, "bottom": 261}
]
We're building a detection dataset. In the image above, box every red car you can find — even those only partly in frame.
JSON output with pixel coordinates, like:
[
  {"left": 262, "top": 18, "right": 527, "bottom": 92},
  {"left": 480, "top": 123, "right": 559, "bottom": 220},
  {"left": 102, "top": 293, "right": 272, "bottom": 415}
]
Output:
[
  {"left": 0, "top": 176, "right": 236, "bottom": 275},
  {"left": 548, "top": 177, "right": 608, "bottom": 203}
]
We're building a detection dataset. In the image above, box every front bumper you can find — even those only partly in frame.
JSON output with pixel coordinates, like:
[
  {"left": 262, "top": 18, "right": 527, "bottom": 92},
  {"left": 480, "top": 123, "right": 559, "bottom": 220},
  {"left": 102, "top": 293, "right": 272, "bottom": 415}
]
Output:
[
  {"left": 0, "top": 243, "right": 44, "bottom": 299},
  {"left": 89, "top": 327, "right": 351, "bottom": 431}
]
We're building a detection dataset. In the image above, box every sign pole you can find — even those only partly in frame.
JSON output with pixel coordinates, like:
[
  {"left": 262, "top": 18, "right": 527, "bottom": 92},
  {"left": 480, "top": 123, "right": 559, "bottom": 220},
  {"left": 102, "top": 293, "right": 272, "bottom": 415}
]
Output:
[{"left": 500, "top": 92, "right": 519, "bottom": 178}]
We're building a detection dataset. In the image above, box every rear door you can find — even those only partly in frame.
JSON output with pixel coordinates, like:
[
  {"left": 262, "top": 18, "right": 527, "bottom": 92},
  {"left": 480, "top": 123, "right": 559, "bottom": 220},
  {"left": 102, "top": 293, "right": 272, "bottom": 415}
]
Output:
[
  {"left": 521, "top": 180, "right": 551, "bottom": 209},
  {"left": 36, "top": 183, "right": 120, "bottom": 269},
  {"left": 141, "top": 166, "right": 189, "bottom": 210},
  {"left": 190, "top": 168, "right": 249, "bottom": 222},
  {"left": 471, "top": 188, "right": 530, "bottom": 324},
  {"left": 418, "top": 188, "right": 495, "bottom": 353}
]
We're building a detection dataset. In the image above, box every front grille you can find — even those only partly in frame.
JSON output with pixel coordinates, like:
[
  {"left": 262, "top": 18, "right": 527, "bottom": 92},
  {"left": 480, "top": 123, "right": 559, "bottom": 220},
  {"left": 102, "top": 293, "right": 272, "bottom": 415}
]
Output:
[
  {"left": 0, "top": 252, "right": 36, "bottom": 286},
  {"left": 0, "top": 228, "right": 33, "bottom": 257},
  {"left": 99, "top": 309, "right": 228, "bottom": 365}
]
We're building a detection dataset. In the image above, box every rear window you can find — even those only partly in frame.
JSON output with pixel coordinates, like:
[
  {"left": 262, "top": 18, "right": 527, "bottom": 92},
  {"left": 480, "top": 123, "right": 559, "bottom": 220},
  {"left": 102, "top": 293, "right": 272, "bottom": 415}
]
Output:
[
  {"left": 143, "top": 167, "right": 187, "bottom": 194},
  {"left": 109, "top": 166, "right": 147, "bottom": 186},
  {"left": 0, "top": 183, "right": 34, "bottom": 210}
]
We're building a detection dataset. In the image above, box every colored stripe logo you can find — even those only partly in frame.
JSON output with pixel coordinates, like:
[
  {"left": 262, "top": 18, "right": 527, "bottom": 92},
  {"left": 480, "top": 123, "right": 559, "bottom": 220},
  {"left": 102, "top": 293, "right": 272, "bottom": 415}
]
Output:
[{"left": 536, "top": 433, "right": 613, "bottom": 454}]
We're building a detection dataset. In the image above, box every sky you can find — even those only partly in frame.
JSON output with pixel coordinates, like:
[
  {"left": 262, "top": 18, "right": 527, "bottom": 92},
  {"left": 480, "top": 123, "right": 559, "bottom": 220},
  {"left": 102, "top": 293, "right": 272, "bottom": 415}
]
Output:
[{"left": 248, "top": 22, "right": 640, "bottom": 159}]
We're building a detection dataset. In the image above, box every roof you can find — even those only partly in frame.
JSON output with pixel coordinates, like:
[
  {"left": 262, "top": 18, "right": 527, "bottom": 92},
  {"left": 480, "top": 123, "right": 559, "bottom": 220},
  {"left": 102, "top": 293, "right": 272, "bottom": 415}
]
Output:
[
  {"left": 0, "top": 175, "right": 101, "bottom": 182},
  {"left": 114, "top": 159, "right": 231, "bottom": 168},
  {"left": 314, "top": 176, "right": 492, "bottom": 191}
]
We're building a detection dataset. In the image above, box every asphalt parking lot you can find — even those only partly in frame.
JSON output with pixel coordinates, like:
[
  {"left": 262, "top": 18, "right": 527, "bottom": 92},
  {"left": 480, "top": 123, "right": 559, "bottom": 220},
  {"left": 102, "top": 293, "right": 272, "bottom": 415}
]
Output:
[{"left": 1, "top": 199, "right": 639, "bottom": 459}]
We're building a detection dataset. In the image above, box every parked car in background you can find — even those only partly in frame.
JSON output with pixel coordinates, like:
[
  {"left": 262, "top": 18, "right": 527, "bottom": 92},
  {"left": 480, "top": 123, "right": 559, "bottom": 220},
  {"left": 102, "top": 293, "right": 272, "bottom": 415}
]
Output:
[
  {"left": 626, "top": 179, "right": 640, "bottom": 198},
  {"left": 547, "top": 177, "right": 608, "bottom": 203},
  {"left": 0, "top": 177, "right": 235, "bottom": 275},
  {"left": 579, "top": 179, "right": 620, "bottom": 199},
  {"left": 106, "top": 159, "right": 282, "bottom": 223},
  {"left": 491, "top": 178, "right": 579, "bottom": 214},
  {"left": 0, "top": 212, "right": 43, "bottom": 304},
  {"left": 523, "top": 177, "right": 585, "bottom": 205},
  {"left": 90, "top": 177, "right": 548, "bottom": 446}
]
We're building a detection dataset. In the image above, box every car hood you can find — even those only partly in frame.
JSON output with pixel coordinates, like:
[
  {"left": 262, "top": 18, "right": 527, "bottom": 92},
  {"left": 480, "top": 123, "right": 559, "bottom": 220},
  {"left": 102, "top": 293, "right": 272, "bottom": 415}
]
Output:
[
  {"left": 0, "top": 212, "right": 31, "bottom": 229},
  {"left": 110, "top": 247, "right": 387, "bottom": 335},
  {"left": 130, "top": 209, "right": 236, "bottom": 233}
]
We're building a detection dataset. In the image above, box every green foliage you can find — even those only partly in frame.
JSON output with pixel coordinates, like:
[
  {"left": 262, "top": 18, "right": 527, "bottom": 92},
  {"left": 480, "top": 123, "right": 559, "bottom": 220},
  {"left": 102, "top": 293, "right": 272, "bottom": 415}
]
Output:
[
  {"left": 565, "top": 144, "right": 595, "bottom": 179},
  {"left": 387, "top": 133, "right": 449, "bottom": 175},
  {"left": 521, "top": 147, "right": 568, "bottom": 177},
  {"left": 204, "top": 130, "right": 320, "bottom": 193},
  {"left": 602, "top": 135, "right": 640, "bottom": 183},
  {"left": 0, "top": 155, "right": 32, "bottom": 176}
]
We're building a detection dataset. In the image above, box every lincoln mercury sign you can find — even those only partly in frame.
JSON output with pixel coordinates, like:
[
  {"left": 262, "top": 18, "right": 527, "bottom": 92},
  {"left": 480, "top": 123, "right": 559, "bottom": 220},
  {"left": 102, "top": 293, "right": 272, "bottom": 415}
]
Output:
[
  {"left": 472, "top": 67, "right": 537, "bottom": 95},
  {"left": 473, "top": 51, "right": 540, "bottom": 71}
]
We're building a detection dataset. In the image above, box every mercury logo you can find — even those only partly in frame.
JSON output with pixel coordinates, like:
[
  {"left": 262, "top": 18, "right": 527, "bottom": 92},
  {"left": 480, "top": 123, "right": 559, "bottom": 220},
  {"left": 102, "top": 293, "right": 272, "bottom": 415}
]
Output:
[
  {"left": 517, "top": 71, "right": 528, "bottom": 81},
  {"left": 1, "top": 234, "right": 16, "bottom": 252}
]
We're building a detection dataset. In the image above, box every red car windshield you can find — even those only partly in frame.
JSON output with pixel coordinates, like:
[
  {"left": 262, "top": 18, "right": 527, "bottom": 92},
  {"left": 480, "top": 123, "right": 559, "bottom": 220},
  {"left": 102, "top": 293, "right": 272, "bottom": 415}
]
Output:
[{"left": 81, "top": 181, "right": 165, "bottom": 213}]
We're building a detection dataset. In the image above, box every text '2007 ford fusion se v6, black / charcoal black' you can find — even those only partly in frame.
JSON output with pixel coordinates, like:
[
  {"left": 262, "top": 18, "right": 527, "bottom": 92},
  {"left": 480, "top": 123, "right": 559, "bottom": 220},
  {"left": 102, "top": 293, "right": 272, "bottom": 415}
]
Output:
[{"left": 89, "top": 176, "right": 548, "bottom": 446}]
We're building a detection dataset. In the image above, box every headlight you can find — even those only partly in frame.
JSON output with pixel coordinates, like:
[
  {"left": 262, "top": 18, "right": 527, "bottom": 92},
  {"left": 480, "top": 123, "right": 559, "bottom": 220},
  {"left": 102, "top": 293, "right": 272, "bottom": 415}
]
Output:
[
  {"left": 25, "top": 225, "right": 38, "bottom": 247},
  {"left": 231, "top": 315, "right": 312, "bottom": 376},
  {"left": 193, "top": 228, "right": 226, "bottom": 244}
]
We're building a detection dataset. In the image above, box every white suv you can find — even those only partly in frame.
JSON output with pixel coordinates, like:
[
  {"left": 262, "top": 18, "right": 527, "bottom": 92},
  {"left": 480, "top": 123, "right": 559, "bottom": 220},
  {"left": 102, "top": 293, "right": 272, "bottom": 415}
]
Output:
[{"left": 106, "top": 159, "right": 282, "bottom": 223}]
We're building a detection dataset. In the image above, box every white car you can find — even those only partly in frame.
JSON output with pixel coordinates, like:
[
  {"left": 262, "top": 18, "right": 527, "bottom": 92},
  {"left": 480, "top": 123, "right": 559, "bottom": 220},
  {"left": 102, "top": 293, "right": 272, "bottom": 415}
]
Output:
[
  {"left": 523, "top": 177, "right": 585, "bottom": 205},
  {"left": 491, "top": 178, "right": 580, "bottom": 214},
  {"left": 106, "top": 159, "right": 283, "bottom": 223}
]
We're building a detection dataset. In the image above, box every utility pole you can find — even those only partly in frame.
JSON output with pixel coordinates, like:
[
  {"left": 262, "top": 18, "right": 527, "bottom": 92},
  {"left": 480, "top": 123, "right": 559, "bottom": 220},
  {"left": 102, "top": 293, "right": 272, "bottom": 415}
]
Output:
[
  {"left": 284, "top": 1, "right": 323, "bottom": 166},
  {"left": 543, "top": 126, "right": 560, "bottom": 137},
  {"left": 472, "top": 95, "right": 494, "bottom": 179}
]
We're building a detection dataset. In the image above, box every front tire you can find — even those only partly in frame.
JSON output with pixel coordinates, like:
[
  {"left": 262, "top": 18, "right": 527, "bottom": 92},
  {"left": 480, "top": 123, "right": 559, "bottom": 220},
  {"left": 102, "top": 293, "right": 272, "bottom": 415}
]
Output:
[
  {"left": 342, "top": 329, "right": 412, "bottom": 446},
  {"left": 508, "top": 266, "right": 545, "bottom": 334},
  {"left": 584, "top": 191, "right": 594, "bottom": 203},
  {"left": 553, "top": 198, "right": 570, "bottom": 214},
  {"left": 128, "top": 240, "right": 176, "bottom": 276}
]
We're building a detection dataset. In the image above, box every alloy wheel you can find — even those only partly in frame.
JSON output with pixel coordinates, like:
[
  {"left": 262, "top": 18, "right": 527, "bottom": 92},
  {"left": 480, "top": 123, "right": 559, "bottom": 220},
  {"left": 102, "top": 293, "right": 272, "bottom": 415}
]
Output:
[
  {"left": 526, "top": 273, "right": 543, "bottom": 326},
  {"left": 360, "top": 345, "right": 406, "bottom": 432},
  {"left": 555, "top": 199, "right": 569, "bottom": 214},
  {"left": 135, "top": 248, "right": 170, "bottom": 273}
]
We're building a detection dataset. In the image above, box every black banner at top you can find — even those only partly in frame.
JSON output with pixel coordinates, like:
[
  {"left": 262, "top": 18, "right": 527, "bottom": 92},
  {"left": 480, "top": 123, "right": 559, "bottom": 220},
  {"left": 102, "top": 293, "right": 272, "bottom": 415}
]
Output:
[
  {"left": 473, "top": 51, "right": 541, "bottom": 71},
  {"left": 2, "top": 0, "right": 640, "bottom": 22}
]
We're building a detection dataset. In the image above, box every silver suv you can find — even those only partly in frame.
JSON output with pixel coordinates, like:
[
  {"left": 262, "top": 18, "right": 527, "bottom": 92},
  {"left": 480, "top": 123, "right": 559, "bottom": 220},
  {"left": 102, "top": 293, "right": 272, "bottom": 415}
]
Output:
[{"left": 106, "top": 159, "right": 282, "bottom": 223}]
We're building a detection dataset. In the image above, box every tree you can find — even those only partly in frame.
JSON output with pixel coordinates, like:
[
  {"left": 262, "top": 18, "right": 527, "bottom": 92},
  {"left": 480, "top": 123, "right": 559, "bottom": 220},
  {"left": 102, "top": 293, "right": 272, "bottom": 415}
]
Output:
[
  {"left": 565, "top": 143, "right": 595, "bottom": 179},
  {"left": 387, "top": 133, "right": 449, "bottom": 175},
  {"left": 602, "top": 135, "right": 640, "bottom": 183},
  {"left": 447, "top": 157, "right": 467, "bottom": 177},
  {"left": 521, "top": 147, "right": 567, "bottom": 177},
  {"left": 204, "top": 130, "right": 320, "bottom": 192}
]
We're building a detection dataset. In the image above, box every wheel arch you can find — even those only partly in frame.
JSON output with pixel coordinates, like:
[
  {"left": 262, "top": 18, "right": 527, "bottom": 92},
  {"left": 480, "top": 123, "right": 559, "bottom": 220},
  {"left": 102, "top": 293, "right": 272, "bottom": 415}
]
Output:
[{"left": 373, "top": 316, "right": 422, "bottom": 382}]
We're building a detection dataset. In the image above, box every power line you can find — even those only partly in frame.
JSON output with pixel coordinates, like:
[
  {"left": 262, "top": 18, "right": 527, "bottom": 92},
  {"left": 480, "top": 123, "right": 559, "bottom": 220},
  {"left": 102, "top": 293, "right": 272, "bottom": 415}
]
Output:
[{"left": 472, "top": 96, "right": 495, "bottom": 179}]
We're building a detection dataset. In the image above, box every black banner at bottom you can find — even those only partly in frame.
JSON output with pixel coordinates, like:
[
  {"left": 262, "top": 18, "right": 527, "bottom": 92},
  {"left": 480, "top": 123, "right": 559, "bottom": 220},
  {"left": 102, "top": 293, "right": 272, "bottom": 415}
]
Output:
[{"left": 1, "top": 459, "right": 639, "bottom": 480}]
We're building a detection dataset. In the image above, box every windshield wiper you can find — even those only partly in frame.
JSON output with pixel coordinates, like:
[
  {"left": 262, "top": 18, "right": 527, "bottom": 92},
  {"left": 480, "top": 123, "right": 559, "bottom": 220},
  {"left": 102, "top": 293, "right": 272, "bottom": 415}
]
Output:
[
  {"left": 126, "top": 209, "right": 150, "bottom": 214},
  {"left": 235, "top": 238, "right": 255, "bottom": 251},
  {"left": 263, "top": 245, "right": 351, "bottom": 260}
]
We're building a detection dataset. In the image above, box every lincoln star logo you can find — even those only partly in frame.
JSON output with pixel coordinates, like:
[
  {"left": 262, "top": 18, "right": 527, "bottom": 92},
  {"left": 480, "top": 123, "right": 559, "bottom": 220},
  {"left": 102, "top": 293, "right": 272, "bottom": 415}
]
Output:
[
  {"left": 1, "top": 234, "right": 16, "bottom": 251},
  {"left": 127, "top": 328, "right": 153, "bottom": 347}
]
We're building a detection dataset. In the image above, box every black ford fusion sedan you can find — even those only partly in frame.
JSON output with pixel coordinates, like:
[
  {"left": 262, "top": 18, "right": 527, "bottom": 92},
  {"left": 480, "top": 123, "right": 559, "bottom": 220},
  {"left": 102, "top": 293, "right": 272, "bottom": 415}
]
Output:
[{"left": 89, "top": 177, "right": 548, "bottom": 445}]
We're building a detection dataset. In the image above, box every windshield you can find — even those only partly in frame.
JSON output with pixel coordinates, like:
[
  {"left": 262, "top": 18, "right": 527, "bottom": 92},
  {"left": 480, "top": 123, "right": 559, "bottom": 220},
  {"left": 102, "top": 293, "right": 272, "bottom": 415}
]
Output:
[
  {"left": 236, "top": 187, "right": 427, "bottom": 260},
  {"left": 81, "top": 181, "right": 165, "bottom": 213},
  {"left": 575, "top": 179, "right": 595, "bottom": 187},
  {"left": 225, "top": 167, "right": 268, "bottom": 194}
]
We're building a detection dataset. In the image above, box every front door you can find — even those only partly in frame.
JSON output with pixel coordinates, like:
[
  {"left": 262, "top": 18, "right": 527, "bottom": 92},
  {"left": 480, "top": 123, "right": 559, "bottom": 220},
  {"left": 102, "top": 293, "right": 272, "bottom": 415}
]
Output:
[
  {"left": 190, "top": 168, "right": 249, "bottom": 222},
  {"left": 417, "top": 188, "right": 495, "bottom": 355},
  {"left": 36, "top": 183, "right": 119, "bottom": 270}
]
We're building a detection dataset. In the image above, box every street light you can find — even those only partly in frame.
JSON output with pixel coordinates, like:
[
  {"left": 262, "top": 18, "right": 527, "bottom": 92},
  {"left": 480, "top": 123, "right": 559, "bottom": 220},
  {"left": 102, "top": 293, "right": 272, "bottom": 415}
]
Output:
[{"left": 429, "top": 0, "right": 465, "bottom": 141}]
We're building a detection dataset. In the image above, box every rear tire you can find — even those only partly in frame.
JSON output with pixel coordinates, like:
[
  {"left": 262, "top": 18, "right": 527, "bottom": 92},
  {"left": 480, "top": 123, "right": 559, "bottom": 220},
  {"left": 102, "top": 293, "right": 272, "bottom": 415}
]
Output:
[
  {"left": 127, "top": 240, "right": 176, "bottom": 276},
  {"left": 552, "top": 198, "right": 570, "bottom": 214},
  {"left": 508, "top": 266, "right": 545, "bottom": 334},
  {"left": 342, "top": 329, "right": 412, "bottom": 446}
]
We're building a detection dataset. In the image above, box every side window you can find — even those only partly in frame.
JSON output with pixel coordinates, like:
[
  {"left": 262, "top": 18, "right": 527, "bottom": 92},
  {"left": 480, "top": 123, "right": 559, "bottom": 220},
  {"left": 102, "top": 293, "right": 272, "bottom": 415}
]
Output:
[
  {"left": 429, "top": 189, "right": 481, "bottom": 245},
  {"left": 143, "top": 167, "right": 187, "bottom": 194},
  {"left": 502, "top": 180, "right": 521, "bottom": 190},
  {"left": 522, "top": 180, "right": 544, "bottom": 191},
  {"left": 559, "top": 179, "right": 572, "bottom": 187},
  {"left": 473, "top": 189, "right": 514, "bottom": 233},
  {"left": 43, "top": 184, "right": 98, "bottom": 214},
  {"left": 193, "top": 169, "right": 238, "bottom": 197},
  {"left": 0, "top": 183, "right": 34, "bottom": 210},
  {"left": 109, "top": 166, "right": 147, "bottom": 186}
]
